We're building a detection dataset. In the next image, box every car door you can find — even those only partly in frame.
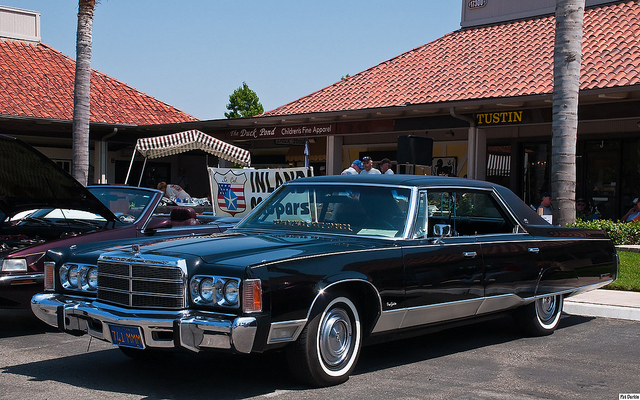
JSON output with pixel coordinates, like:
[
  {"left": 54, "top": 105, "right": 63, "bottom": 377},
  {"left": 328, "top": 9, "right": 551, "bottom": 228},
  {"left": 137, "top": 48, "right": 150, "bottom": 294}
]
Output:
[
  {"left": 470, "top": 189, "right": 543, "bottom": 312},
  {"left": 401, "top": 189, "right": 484, "bottom": 328}
]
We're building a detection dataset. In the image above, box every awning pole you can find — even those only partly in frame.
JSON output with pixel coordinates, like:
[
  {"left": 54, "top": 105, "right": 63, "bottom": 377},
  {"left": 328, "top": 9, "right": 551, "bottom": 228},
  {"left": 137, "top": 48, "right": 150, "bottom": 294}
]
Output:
[
  {"left": 124, "top": 149, "right": 137, "bottom": 185},
  {"left": 138, "top": 157, "right": 148, "bottom": 187}
]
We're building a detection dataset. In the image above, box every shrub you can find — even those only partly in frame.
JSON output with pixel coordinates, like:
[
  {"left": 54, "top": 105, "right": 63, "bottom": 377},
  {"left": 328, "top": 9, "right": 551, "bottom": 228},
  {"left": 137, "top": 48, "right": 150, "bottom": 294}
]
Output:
[{"left": 569, "top": 219, "right": 640, "bottom": 245}]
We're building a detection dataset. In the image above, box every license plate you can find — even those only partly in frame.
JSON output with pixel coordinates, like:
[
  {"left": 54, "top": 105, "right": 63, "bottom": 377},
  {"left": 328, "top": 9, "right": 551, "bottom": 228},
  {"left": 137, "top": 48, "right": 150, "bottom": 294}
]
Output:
[{"left": 108, "top": 324, "right": 144, "bottom": 349}]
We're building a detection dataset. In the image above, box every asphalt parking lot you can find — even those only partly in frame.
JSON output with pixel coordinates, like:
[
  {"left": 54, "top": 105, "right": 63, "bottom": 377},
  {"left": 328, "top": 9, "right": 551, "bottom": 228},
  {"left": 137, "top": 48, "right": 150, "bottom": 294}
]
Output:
[{"left": 1, "top": 309, "right": 638, "bottom": 399}]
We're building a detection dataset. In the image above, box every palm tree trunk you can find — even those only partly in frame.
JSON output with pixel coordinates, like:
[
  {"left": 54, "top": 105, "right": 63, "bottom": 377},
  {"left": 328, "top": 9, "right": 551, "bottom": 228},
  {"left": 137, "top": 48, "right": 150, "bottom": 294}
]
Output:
[
  {"left": 552, "top": 0, "right": 585, "bottom": 226},
  {"left": 72, "top": 0, "right": 96, "bottom": 185}
]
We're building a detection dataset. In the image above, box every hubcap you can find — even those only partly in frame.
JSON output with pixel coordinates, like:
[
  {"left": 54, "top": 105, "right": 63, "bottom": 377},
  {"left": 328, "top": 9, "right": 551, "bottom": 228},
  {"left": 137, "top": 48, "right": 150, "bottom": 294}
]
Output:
[
  {"left": 319, "top": 308, "right": 353, "bottom": 368},
  {"left": 536, "top": 295, "right": 557, "bottom": 323}
]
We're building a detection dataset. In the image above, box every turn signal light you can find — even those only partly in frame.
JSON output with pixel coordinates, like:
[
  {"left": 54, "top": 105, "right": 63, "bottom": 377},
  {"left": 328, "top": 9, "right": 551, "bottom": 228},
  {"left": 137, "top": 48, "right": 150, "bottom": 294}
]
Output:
[
  {"left": 44, "top": 262, "right": 55, "bottom": 290},
  {"left": 243, "top": 279, "right": 262, "bottom": 313}
]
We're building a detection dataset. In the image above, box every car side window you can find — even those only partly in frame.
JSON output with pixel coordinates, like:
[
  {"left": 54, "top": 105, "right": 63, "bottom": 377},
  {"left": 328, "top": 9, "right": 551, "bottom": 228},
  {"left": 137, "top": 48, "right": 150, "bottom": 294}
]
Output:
[
  {"left": 413, "top": 191, "right": 430, "bottom": 238},
  {"left": 425, "top": 189, "right": 514, "bottom": 237}
]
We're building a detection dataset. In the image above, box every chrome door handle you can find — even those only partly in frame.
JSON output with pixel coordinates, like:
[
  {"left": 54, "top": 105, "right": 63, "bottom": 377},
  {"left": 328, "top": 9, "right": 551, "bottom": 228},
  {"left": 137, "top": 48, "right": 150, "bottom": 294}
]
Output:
[
  {"left": 528, "top": 247, "right": 540, "bottom": 253},
  {"left": 463, "top": 251, "right": 477, "bottom": 258}
]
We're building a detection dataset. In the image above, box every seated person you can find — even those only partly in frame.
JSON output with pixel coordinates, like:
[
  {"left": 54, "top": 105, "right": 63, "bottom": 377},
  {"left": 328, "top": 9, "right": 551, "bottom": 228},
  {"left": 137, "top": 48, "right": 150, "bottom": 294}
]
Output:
[{"left": 621, "top": 198, "right": 640, "bottom": 222}]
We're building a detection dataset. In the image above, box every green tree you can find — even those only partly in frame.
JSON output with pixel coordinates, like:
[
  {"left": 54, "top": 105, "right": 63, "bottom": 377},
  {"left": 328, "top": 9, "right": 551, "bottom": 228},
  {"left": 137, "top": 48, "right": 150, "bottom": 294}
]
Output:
[
  {"left": 72, "top": 0, "right": 96, "bottom": 185},
  {"left": 551, "top": 0, "right": 585, "bottom": 226},
  {"left": 224, "top": 82, "right": 264, "bottom": 118}
]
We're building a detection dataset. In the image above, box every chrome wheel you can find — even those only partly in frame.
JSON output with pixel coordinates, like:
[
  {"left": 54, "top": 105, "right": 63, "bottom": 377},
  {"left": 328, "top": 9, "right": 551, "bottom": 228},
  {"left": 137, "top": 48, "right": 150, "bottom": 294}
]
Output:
[
  {"left": 287, "top": 294, "right": 362, "bottom": 387},
  {"left": 318, "top": 307, "right": 353, "bottom": 369},
  {"left": 535, "top": 295, "right": 558, "bottom": 327},
  {"left": 516, "top": 294, "right": 563, "bottom": 336}
]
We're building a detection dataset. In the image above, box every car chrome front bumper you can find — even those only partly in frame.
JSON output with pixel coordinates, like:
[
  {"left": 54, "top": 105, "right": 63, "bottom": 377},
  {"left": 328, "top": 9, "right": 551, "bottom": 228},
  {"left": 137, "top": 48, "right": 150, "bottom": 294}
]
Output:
[{"left": 30, "top": 293, "right": 257, "bottom": 354}]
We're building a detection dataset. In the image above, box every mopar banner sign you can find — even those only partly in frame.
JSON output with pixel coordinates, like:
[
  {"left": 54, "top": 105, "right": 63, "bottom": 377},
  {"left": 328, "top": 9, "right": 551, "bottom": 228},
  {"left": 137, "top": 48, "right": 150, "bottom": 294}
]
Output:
[{"left": 208, "top": 167, "right": 314, "bottom": 218}]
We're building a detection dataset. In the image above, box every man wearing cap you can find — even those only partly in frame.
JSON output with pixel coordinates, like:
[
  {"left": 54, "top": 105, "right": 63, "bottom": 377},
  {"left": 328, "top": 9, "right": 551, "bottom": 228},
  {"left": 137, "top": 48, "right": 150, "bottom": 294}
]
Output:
[
  {"left": 341, "top": 160, "right": 363, "bottom": 175},
  {"left": 380, "top": 158, "right": 394, "bottom": 175},
  {"left": 621, "top": 197, "right": 640, "bottom": 222},
  {"left": 360, "top": 156, "right": 381, "bottom": 175}
]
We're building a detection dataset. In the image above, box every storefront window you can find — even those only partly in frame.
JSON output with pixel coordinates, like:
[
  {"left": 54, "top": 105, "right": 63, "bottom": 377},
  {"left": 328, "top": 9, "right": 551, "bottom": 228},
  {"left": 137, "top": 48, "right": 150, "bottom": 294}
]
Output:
[
  {"left": 523, "top": 143, "right": 550, "bottom": 209},
  {"left": 619, "top": 139, "right": 640, "bottom": 219},
  {"left": 583, "top": 140, "right": 620, "bottom": 220}
]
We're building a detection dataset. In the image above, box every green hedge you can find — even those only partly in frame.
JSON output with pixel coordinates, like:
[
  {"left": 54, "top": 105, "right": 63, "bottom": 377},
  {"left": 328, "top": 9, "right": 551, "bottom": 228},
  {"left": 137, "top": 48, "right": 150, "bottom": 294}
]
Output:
[{"left": 569, "top": 219, "right": 640, "bottom": 245}]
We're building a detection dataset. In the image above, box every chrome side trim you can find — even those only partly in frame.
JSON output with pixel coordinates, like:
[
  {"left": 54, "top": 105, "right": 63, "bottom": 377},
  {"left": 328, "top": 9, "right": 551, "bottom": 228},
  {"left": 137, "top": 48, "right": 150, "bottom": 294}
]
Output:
[
  {"left": 371, "top": 309, "right": 406, "bottom": 334},
  {"left": 371, "top": 297, "right": 483, "bottom": 333},
  {"left": 476, "top": 294, "right": 529, "bottom": 315},
  {"left": 371, "top": 281, "right": 615, "bottom": 334},
  {"left": 560, "top": 280, "right": 614, "bottom": 298},
  {"left": 401, "top": 298, "right": 483, "bottom": 328}
]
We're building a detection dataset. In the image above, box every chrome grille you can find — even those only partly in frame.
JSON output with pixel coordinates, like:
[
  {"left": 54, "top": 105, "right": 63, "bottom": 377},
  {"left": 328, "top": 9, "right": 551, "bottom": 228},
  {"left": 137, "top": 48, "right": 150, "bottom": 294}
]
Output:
[{"left": 97, "top": 259, "right": 187, "bottom": 309}]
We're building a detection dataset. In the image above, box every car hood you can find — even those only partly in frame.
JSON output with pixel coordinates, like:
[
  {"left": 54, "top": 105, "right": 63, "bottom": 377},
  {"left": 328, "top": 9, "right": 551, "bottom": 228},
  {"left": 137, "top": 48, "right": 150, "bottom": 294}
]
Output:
[
  {"left": 0, "top": 135, "right": 116, "bottom": 221},
  {"left": 107, "top": 230, "right": 393, "bottom": 268}
]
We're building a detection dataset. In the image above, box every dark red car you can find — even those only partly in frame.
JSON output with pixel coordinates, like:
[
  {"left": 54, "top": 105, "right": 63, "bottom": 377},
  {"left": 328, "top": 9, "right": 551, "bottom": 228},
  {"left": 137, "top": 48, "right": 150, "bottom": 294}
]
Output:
[{"left": 0, "top": 135, "right": 237, "bottom": 308}]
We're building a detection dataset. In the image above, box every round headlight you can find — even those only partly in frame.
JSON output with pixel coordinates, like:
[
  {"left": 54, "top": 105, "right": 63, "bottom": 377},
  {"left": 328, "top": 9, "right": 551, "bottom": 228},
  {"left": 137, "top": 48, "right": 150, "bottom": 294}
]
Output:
[
  {"left": 223, "top": 280, "right": 239, "bottom": 305},
  {"left": 215, "top": 279, "right": 225, "bottom": 303},
  {"left": 59, "top": 265, "right": 69, "bottom": 287},
  {"left": 200, "top": 278, "right": 215, "bottom": 302},
  {"left": 68, "top": 265, "right": 80, "bottom": 288},
  {"left": 87, "top": 267, "right": 98, "bottom": 290},
  {"left": 190, "top": 278, "right": 200, "bottom": 299}
]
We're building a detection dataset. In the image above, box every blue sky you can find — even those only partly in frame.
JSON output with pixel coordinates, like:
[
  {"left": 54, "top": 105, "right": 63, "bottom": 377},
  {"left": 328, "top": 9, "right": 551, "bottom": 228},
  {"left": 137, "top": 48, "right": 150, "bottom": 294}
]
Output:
[{"left": 4, "top": 1, "right": 461, "bottom": 120}]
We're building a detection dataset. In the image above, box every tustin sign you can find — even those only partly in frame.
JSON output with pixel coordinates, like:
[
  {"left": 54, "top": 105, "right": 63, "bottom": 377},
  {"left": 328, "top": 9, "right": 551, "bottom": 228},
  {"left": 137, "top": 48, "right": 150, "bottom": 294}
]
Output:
[
  {"left": 475, "top": 111, "right": 523, "bottom": 125},
  {"left": 225, "top": 124, "right": 334, "bottom": 140}
]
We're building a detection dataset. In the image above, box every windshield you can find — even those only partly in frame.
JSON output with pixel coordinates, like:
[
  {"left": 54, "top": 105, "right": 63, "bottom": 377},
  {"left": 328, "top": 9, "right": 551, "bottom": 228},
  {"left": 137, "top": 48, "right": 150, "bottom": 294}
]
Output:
[
  {"left": 237, "top": 184, "right": 411, "bottom": 238},
  {"left": 87, "top": 187, "right": 155, "bottom": 224}
]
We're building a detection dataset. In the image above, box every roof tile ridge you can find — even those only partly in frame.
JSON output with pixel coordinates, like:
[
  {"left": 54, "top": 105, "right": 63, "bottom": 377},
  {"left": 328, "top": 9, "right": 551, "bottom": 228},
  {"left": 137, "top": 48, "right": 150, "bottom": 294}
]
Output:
[
  {"left": 37, "top": 42, "right": 77, "bottom": 63},
  {"left": 35, "top": 42, "right": 198, "bottom": 122},
  {"left": 87, "top": 68, "right": 198, "bottom": 121}
]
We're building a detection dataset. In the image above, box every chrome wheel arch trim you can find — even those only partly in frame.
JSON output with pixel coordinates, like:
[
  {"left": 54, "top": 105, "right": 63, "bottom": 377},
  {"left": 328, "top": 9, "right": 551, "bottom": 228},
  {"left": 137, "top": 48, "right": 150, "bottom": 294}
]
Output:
[{"left": 267, "top": 278, "right": 382, "bottom": 345}]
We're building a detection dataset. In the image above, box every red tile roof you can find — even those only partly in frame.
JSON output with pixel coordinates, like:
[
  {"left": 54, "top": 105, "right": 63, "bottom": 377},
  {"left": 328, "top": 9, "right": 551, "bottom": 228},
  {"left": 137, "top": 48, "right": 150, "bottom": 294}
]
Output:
[
  {"left": 0, "top": 40, "right": 198, "bottom": 124},
  {"left": 264, "top": 0, "right": 640, "bottom": 116}
]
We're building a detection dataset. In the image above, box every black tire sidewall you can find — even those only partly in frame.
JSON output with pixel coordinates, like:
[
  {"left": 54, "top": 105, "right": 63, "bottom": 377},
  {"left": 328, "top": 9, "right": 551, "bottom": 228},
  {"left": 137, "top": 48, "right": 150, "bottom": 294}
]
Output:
[{"left": 288, "top": 294, "right": 362, "bottom": 387}]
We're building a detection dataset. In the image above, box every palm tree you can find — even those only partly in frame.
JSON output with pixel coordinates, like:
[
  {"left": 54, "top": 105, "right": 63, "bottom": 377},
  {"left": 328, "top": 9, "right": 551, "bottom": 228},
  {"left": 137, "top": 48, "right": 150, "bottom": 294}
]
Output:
[
  {"left": 551, "top": 0, "right": 585, "bottom": 226},
  {"left": 72, "top": 0, "right": 96, "bottom": 185}
]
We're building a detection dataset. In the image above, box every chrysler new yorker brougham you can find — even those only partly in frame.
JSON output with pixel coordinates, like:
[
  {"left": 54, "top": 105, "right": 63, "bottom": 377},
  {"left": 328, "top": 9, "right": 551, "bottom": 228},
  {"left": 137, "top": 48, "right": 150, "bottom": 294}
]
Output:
[
  {"left": 31, "top": 175, "right": 617, "bottom": 387},
  {"left": 0, "top": 135, "right": 237, "bottom": 309}
]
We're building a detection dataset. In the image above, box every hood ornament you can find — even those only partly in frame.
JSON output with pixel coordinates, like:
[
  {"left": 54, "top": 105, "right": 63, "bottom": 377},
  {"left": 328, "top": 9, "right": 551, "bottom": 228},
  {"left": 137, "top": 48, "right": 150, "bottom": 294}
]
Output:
[{"left": 131, "top": 244, "right": 141, "bottom": 257}]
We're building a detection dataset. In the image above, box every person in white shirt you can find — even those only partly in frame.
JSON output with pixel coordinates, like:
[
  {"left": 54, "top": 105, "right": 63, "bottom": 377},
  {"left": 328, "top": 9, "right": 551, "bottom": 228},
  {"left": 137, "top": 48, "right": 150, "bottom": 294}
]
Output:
[
  {"left": 359, "top": 156, "right": 381, "bottom": 174},
  {"left": 380, "top": 158, "right": 394, "bottom": 175},
  {"left": 341, "top": 160, "right": 363, "bottom": 175},
  {"left": 157, "top": 181, "right": 191, "bottom": 201}
]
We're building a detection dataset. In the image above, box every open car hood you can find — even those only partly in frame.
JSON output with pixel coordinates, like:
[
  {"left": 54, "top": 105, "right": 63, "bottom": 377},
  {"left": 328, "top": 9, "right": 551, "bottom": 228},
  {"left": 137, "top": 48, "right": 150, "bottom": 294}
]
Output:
[{"left": 0, "top": 135, "right": 117, "bottom": 221}]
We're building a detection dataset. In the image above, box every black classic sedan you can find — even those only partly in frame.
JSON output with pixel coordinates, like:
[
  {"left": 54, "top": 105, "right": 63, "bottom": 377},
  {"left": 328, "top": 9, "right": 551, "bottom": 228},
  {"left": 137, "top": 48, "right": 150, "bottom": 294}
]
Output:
[{"left": 31, "top": 175, "right": 617, "bottom": 387}]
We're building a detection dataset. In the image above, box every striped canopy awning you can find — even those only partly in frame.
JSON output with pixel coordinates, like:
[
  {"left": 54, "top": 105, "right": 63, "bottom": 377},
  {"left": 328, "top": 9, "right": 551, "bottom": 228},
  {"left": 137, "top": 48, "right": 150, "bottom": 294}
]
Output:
[
  {"left": 135, "top": 130, "right": 251, "bottom": 166},
  {"left": 486, "top": 154, "right": 511, "bottom": 177}
]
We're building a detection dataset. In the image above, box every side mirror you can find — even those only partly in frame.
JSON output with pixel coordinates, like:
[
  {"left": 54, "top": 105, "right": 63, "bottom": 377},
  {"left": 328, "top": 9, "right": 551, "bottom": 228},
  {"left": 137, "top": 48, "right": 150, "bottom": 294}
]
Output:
[
  {"left": 433, "top": 224, "right": 451, "bottom": 237},
  {"left": 432, "top": 224, "right": 452, "bottom": 244}
]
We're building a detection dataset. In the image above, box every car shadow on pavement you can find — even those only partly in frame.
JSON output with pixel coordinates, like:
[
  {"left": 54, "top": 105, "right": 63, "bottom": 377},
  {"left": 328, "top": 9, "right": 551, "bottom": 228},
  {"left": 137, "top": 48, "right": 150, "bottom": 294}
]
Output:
[
  {"left": 0, "top": 309, "right": 57, "bottom": 338},
  {"left": 0, "top": 314, "right": 596, "bottom": 397},
  {"left": 354, "top": 313, "right": 595, "bottom": 375}
]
